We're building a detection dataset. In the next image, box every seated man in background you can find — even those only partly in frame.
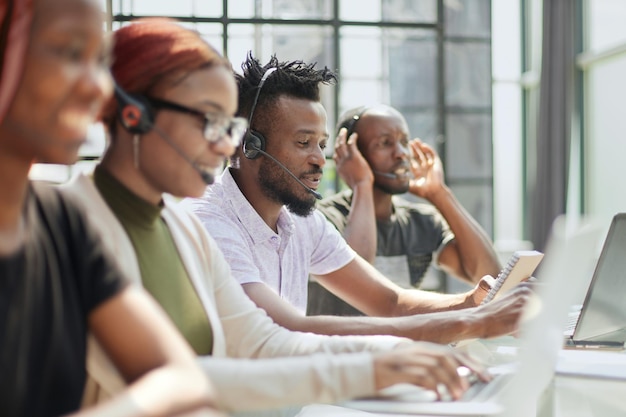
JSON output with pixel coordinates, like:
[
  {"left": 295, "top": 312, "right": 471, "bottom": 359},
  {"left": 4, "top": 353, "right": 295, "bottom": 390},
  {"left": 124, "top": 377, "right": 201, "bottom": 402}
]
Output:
[
  {"left": 182, "top": 53, "right": 530, "bottom": 345},
  {"left": 311, "top": 104, "right": 501, "bottom": 316}
]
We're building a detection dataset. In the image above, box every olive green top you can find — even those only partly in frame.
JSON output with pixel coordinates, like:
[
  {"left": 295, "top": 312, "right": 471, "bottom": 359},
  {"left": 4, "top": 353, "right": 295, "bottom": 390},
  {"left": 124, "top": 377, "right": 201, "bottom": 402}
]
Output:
[{"left": 94, "top": 166, "right": 212, "bottom": 355}]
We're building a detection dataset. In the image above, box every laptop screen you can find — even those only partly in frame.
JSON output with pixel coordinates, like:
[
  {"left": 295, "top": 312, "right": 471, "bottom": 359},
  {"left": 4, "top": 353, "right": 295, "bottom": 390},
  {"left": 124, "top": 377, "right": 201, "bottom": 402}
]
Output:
[{"left": 574, "top": 213, "right": 626, "bottom": 342}]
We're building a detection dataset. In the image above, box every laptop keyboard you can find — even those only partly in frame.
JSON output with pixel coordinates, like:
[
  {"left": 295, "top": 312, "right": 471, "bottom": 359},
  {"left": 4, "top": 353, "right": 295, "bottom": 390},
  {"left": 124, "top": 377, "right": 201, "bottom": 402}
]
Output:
[
  {"left": 373, "top": 370, "right": 513, "bottom": 404},
  {"left": 457, "top": 372, "right": 512, "bottom": 402},
  {"left": 460, "top": 380, "right": 489, "bottom": 401},
  {"left": 564, "top": 310, "right": 581, "bottom": 336}
]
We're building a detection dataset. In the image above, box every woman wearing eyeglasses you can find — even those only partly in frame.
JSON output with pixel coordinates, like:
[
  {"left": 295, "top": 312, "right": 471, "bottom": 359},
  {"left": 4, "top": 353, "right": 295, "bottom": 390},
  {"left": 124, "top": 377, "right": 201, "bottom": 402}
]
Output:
[{"left": 63, "top": 17, "right": 485, "bottom": 417}]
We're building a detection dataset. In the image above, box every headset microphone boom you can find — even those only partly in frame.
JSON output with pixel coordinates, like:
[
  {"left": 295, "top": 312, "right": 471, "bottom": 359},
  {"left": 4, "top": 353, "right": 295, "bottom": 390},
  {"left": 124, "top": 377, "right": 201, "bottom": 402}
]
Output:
[{"left": 243, "top": 140, "right": 322, "bottom": 200}]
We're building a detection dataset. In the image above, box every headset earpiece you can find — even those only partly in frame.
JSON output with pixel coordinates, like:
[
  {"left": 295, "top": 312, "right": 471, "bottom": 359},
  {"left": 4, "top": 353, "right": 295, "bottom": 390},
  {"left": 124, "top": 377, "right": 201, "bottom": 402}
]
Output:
[
  {"left": 341, "top": 106, "right": 369, "bottom": 138},
  {"left": 242, "top": 130, "right": 266, "bottom": 159},
  {"left": 345, "top": 114, "right": 360, "bottom": 138},
  {"left": 241, "top": 67, "right": 277, "bottom": 159},
  {"left": 114, "top": 83, "right": 155, "bottom": 135}
]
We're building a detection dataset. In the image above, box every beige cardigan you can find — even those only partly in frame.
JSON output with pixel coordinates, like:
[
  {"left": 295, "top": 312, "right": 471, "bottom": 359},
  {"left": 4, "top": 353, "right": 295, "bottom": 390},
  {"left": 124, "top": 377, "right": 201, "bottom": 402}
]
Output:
[{"left": 61, "top": 174, "right": 408, "bottom": 414}]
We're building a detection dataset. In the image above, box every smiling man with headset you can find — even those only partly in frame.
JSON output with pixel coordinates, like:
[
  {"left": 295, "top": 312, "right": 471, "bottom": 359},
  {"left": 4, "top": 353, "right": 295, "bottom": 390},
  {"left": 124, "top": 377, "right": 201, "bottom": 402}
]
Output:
[{"left": 182, "top": 53, "right": 531, "bottom": 345}]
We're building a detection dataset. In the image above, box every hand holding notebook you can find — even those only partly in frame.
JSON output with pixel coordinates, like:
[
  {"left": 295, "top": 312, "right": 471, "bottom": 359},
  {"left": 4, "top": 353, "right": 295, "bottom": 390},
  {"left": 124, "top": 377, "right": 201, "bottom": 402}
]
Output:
[{"left": 480, "top": 250, "right": 544, "bottom": 305}]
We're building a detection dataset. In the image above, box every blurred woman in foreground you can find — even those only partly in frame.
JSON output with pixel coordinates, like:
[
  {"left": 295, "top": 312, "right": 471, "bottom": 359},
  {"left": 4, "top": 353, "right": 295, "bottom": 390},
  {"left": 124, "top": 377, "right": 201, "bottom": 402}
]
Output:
[{"left": 0, "top": 0, "right": 221, "bottom": 416}]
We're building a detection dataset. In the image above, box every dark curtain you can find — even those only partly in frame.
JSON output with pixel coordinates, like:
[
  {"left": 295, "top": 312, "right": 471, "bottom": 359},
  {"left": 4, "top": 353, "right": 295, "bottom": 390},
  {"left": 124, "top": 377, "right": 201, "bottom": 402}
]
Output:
[{"left": 530, "top": 0, "right": 576, "bottom": 251}]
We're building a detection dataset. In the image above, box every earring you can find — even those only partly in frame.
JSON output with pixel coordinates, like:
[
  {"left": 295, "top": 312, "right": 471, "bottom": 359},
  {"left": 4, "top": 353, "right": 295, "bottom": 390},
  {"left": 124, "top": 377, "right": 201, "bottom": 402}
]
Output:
[
  {"left": 133, "top": 134, "right": 140, "bottom": 169},
  {"left": 229, "top": 156, "right": 240, "bottom": 169}
]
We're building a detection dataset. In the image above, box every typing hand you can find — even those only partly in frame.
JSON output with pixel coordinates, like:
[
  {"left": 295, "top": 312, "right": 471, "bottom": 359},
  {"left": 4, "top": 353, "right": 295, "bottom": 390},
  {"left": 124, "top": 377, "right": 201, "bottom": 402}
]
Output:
[
  {"left": 372, "top": 342, "right": 491, "bottom": 401},
  {"left": 435, "top": 366, "right": 483, "bottom": 402}
]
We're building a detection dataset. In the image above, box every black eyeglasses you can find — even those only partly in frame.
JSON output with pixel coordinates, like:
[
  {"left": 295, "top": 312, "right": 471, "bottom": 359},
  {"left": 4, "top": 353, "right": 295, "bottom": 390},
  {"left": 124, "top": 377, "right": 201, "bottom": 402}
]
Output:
[{"left": 146, "top": 97, "right": 248, "bottom": 147}]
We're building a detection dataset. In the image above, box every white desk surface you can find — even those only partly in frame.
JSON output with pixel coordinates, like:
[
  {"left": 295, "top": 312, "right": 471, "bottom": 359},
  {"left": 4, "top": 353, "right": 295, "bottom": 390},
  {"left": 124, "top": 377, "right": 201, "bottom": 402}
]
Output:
[
  {"left": 551, "top": 348, "right": 626, "bottom": 417},
  {"left": 296, "top": 338, "right": 626, "bottom": 417}
]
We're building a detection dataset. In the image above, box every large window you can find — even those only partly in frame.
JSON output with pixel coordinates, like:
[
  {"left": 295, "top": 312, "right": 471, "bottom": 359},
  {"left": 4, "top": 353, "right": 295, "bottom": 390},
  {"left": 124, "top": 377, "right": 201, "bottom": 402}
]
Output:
[
  {"left": 28, "top": 0, "right": 495, "bottom": 291},
  {"left": 580, "top": 0, "right": 626, "bottom": 230},
  {"left": 104, "top": 0, "right": 493, "bottom": 291},
  {"left": 518, "top": 0, "right": 626, "bottom": 247}
]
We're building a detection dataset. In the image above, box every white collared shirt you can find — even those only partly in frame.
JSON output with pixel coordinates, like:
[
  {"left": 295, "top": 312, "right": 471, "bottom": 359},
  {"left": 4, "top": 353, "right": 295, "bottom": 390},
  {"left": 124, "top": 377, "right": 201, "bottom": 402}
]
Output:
[{"left": 181, "top": 169, "right": 356, "bottom": 314}]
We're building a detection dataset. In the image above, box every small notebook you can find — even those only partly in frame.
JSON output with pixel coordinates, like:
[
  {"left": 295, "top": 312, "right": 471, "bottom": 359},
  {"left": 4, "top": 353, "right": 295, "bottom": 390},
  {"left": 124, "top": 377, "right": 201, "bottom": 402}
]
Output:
[{"left": 480, "top": 250, "right": 544, "bottom": 305}]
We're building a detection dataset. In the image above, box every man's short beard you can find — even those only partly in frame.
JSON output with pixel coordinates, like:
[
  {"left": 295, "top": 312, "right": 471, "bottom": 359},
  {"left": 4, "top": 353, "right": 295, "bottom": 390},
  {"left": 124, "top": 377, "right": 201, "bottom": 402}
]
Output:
[
  {"left": 258, "top": 158, "right": 317, "bottom": 217},
  {"left": 374, "top": 179, "right": 410, "bottom": 195}
]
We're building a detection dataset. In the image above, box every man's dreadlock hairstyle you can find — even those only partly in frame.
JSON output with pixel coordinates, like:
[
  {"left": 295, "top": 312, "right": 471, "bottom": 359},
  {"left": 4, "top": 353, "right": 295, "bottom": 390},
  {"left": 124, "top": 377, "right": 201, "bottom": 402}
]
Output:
[{"left": 236, "top": 52, "right": 337, "bottom": 130}]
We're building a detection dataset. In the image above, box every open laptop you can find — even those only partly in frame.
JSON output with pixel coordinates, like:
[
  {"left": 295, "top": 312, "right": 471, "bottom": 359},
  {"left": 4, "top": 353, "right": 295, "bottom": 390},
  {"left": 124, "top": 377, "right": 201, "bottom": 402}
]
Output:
[
  {"left": 564, "top": 213, "right": 626, "bottom": 348},
  {"left": 341, "top": 216, "right": 602, "bottom": 416}
]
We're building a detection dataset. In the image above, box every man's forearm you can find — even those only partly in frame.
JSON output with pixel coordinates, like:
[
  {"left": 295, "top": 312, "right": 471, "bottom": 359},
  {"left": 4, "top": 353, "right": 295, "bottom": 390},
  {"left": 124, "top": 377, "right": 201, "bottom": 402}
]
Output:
[
  {"left": 394, "top": 286, "right": 474, "bottom": 315},
  {"left": 342, "top": 182, "right": 377, "bottom": 263},
  {"left": 428, "top": 186, "right": 501, "bottom": 282},
  {"left": 281, "top": 309, "right": 476, "bottom": 345}
]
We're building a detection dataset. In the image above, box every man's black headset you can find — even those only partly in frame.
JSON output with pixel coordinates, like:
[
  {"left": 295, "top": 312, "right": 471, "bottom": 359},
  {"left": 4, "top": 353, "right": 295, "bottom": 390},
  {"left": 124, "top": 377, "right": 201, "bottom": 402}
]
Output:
[
  {"left": 241, "top": 67, "right": 277, "bottom": 159},
  {"left": 338, "top": 106, "right": 406, "bottom": 180},
  {"left": 339, "top": 106, "right": 369, "bottom": 139}
]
